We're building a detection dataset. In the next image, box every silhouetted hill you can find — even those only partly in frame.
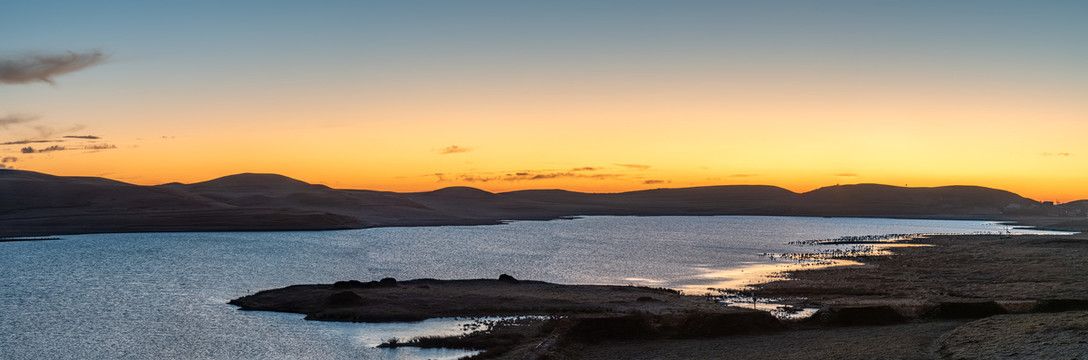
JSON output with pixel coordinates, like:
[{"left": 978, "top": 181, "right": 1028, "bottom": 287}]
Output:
[
  {"left": 0, "top": 170, "right": 361, "bottom": 236},
  {"left": 166, "top": 173, "right": 329, "bottom": 194},
  {"left": 606, "top": 185, "right": 797, "bottom": 215},
  {"left": 403, "top": 187, "right": 571, "bottom": 220},
  {"left": 1058, "top": 200, "right": 1088, "bottom": 212},
  {"left": 425, "top": 186, "right": 499, "bottom": 199},
  {"left": 503, "top": 185, "right": 796, "bottom": 215},
  {"left": 164, "top": 173, "right": 481, "bottom": 227},
  {"left": 1, "top": 170, "right": 1074, "bottom": 237},
  {"left": 790, "top": 184, "right": 1039, "bottom": 216},
  {"left": 1, "top": 170, "right": 225, "bottom": 214}
]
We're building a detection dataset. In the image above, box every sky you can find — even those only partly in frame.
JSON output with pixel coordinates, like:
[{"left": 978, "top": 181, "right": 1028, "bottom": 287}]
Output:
[{"left": 2, "top": 1, "right": 1086, "bottom": 201}]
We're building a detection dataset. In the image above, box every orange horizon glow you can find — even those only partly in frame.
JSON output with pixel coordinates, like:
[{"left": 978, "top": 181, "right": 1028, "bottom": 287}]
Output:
[
  {"left": 10, "top": 162, "right": 1085, "bottom": 204},
  {"left": 6, "top": 90, "right": 1085, "bottom": 202},
  {"left": 7, "top": 92, "right": 1085, "bottom": 202}
]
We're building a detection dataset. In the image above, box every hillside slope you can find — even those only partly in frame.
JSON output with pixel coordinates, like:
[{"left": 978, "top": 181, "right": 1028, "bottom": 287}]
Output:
[{"left": 0, "top": 170, "right": 1062, "bottom": 237}]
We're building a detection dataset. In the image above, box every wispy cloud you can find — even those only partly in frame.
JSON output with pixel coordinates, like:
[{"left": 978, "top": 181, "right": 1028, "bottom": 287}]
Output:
[
  {"left": 833, "top": 173, "right": 860, "bottom": 177},
  {"left": 438, "top": 145, "right": 472, "bottom": 154},
  {"left": 1, "top": 156, "right": 15, "bottom": 163},
  {"left": 21, "top": 145, "right": 53, "bottom": 153},
  {"left": 437, "top": 170, "right": 623, "bottom": 183},
  {"left": 616, "top": 164, "right": 651, "bottom": 170},
  {"left": 729, "top": 173, "right": 759, "bottom": 178},
  {"left": 431, "top": 163, "right": 659, "bottom": 184},
  {"left": 0, "top": 114, "right": 88, "bottom": 148},
  {"left": 35, "top": 145, "right": 65, "bottom": 153},
  {"left": 1041, "top": 152, "right": 1072, "bottom": 157},
  {"left": 19, "top": 144, "right": 115, "bottom": 153},
  {"left": 33, "top": 124, "right": 85, "bottom": 139},
  {"left": 0, "top": 114, "right": 39, "bottom": 129},
  {"left": 1, "top": 139, "right": 61, "bottom": 145},
  {"left": 0, "top": 50, "right": 109, "bottom": 85},
  {"left": 85, "top": 144, "right": 116, "bottom": 151}
]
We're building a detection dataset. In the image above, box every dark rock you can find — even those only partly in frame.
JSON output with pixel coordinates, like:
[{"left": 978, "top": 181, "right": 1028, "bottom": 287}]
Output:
[
  {"left": 930, "top": 301, "right": 1007, "bottom": 318},
  {"left": 676, "top": 311, "right": 783, "bottom": 338},
  {"left": 564, "top": 315, "right": 655, "bottom": 342},
  {"left": 810, "top": 305, "right": 907, "bottom": 326},
  {"left": 333, "top": 278, "right": 396, "bottom": 289},
  {"left": 324, "top": 291, "right": 365, "bottom": 308},
  {"left": 498, "top": 274, "right": 519, "bottom": 284},
  {"left": 1032, "top": 299, "right": 1088, "bottom": 313},
  {"left": 636, "top": 296, "right": 661, "bottom": 302},
  {"left": 332, "top": 280, "right": 364, "bottom": 289}
]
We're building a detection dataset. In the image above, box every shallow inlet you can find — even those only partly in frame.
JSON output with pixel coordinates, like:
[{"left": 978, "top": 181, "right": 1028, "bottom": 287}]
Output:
[{"left": 686, "top": 258, "right": 865, "bottom": 294}]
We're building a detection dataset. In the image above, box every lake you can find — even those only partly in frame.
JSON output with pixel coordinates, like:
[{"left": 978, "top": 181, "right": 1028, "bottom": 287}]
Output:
[{"left": 0, "top": 216, "right": 1068, "bottom": 359}]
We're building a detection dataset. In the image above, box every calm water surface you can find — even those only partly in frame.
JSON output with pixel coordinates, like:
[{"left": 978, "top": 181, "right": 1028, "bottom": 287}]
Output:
[{"left": 0, "top": 216, "right": 1068, "bottom": 359}]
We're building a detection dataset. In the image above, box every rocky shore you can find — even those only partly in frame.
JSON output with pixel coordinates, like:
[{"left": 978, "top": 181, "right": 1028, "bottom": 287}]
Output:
[{"left": 588, "top": 233, "right": 1088, "bottom": 359}]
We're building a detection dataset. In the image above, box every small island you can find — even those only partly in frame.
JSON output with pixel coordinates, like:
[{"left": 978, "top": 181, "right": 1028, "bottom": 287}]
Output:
[
  {"left": 230, "top": 275, "right": 788, "bottom": 358},
  {"left": 230, "top": 276, "right": 741, "bottom": 322}
]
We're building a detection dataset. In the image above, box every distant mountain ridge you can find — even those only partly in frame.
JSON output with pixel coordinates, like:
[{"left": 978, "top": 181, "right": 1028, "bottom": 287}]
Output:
[{"left": 0, "top": 169, "right": 1079, "bottom": 237}]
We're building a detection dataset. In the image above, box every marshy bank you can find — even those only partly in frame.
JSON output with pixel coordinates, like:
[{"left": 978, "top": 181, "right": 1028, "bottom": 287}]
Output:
[{"left": 653, "top": 233, "right": 1088, "bottom": 360}]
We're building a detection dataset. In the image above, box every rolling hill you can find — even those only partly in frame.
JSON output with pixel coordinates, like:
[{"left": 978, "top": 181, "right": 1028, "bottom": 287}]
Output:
[{"left": 0, "top": 169, "right": 1069, "bottom": 237}]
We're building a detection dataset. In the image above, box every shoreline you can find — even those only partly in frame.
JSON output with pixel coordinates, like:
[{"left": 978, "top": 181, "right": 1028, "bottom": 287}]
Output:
[
  {"left": 584, "top": 232, "right": 1088, "bottom": 359},
  {"left": 2, "top": 213, "right": 1081, "bottom": 240},
  {"left": 753, "top": 232, "right": 1088, "bottom": 303}
]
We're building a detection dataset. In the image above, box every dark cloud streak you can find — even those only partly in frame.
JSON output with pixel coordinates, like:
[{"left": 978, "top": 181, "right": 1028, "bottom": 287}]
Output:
[
  {"left": 0, "top": 50, "right": 109, "bottom": 85},
  {"left": 36, "top": 145, "right": 66, "bottom": 153},
  {"left": 85, "top": 144, "right": 116, "bottom": 151},
  {"left": 17, "top": 144, "right": 115, "bottom": 153},
  {"left": 1, "top": 139, "right": 60, "bottom": 145},
  {"left": 441, "top": 171, "right": 623, "bottom": 183}
]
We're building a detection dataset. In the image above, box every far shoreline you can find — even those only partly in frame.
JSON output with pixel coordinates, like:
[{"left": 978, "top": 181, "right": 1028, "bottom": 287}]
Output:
[{"left": 1, "top": 213, "right": 1081, "bottom": 241}]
